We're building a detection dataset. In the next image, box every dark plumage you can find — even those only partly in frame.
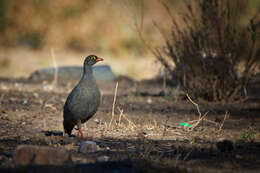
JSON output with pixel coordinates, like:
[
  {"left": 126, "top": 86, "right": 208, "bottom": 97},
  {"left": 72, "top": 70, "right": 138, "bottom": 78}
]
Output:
[{"left": 63, "top": 55, "right": 103, "bottom": 137}]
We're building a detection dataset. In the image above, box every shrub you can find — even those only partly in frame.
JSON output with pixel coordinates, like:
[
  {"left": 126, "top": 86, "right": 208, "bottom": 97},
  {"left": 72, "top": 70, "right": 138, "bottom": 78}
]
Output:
[
  {"left": 155, "top": 0, "right": 260, "bottom": 102},
  {"left": 18, "top": 31, "right": 45, "bottom": 50}
]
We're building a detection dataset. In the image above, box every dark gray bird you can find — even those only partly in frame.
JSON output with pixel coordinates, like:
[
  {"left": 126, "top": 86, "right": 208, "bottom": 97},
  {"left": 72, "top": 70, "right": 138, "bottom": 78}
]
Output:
[{"left": 63, "top": 55, "right": 103, "bottom": 137}]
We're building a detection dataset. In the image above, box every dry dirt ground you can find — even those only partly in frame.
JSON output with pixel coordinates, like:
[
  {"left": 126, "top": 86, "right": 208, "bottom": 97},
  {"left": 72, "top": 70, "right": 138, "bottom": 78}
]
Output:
[{"left": 0, "top": 76, "right": 260, "bottom": 172}]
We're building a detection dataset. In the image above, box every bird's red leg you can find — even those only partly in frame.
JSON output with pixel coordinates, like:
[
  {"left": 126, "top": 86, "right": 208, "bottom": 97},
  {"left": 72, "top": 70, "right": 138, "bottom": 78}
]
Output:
[
  {"left": 76, "top": 122, "right": 84, "bottom": 138},
  {"left": 77, "top": 128, "right": 84, "bottom": 138}
]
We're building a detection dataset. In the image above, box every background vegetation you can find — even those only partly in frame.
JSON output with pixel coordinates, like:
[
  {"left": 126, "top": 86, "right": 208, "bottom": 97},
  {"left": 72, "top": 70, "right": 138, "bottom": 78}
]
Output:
[
  {"left": 0, "top": 0, "right": 259, "bottom": 102},
  {"left": 154, "top": 0, "right": 260, "bottom": 102}
]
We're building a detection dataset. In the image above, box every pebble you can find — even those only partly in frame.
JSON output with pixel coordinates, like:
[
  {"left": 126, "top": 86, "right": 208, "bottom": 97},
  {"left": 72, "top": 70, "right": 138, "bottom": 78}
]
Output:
[
  {"left": 235, "top": 154, "right": 243, "bottom": 159},
  {"left": 147, "top": 97, "right": 152, "bottom": 104}
]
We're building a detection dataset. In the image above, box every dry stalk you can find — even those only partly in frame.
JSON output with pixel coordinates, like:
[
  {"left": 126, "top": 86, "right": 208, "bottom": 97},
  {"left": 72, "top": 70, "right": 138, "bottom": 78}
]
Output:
[
  {"left": 121, "top": 112, "right": 137, "bottom": 130},
  {"left": 102, "top": 122, "right": 108, "bottom": 136},
  {"left": 118, "top": 107, "right": 124, "bottom": 126},
  {"left": 174, "top": 153, "right": 181, "bottom": 168},
  {"left": 190, "top": 112, "right": 208, "bottom": 130},
  {"left": 163, "top": 68, "right": 166, "bottom": 94},
  {"left": 109, "top": 82, "right": 118, "bottom": 129},
  {"left": 218, "top": 111, "right": 229, "bottom": 131},
  {"left": 183, "top": 148, "right": 193, "bottom": 161},
  {"left": 186, "top": 94, "right": 202, "bottom": 118},
  {"left": 51, "top": 48, "right": 58, "bottom": 89},
  {"left": 186, "top": 94, "right": 223, "bottom": 130},
  {"left": 162, "top": 115, "right": 170, "bottom": 137},
  {"left": 186, "top": 94, "right": 218, "bottom": 130}
]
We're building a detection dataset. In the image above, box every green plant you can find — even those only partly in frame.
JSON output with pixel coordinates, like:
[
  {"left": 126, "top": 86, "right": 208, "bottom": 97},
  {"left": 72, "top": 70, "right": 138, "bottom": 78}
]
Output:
[
  {"left": 155, "top": 0, "right": 260, "bottom": 102},
  {"left": 241, "top": 131, "right": 256, "bottom": 142}
]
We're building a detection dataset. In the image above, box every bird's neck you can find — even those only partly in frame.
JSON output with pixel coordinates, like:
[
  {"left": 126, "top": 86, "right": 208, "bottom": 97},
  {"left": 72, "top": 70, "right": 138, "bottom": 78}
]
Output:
[{"left": 82, "top": 65, "right": 93, "bottom": 80}]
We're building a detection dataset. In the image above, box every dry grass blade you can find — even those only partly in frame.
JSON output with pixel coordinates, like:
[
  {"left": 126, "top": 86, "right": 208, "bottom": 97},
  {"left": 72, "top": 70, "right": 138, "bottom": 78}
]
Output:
[
  {"left": 219, "top": 111, "right": 229, "bottom": 131},
  {"left": 118, "top": 107, "right": 124, "bottom": 126},
  {"left": 190, "top": 112, "right": 208, "bottom": 130},
  {"left": 183, "top": 148, "right": 193, "bottom": 161},
  {"left": 186, "top": 94, "right": 223, "bottom": 130},
  {"left": 121, "top": 112, "right": 137, "bottom": 130},
  {"left": 162, "top": 115, "right": 170, "bottom": 137},
  {"left": 109, "top": 82, "right": 118, "bottom": 129},
  {"left": 186, "top": 93, "right": 202, "bottom": 118},
  {"left": 51, "top": 48, "right": 58, "bottom": 89}
]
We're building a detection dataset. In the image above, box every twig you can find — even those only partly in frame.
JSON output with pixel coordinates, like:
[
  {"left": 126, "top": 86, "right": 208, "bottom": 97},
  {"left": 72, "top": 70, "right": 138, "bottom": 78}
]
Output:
[
  {"left": 109, "top": 82, "right": 118, "bottom": 129},
  {"left": 186, "top": 94, "right": 211, "bottom": 130},
  {"left": 190, "top": 111, "right": 208, "bottom": 129},
  {"left": 219, "top": 111, "right": 229, "bottom": 131},
  {"left": 103, "top": 122, "right": 108, "bottom": 135},
  {"left": 183, "top": 148, "right": 193, "bottom": 161},
  {"left": 51, "top": 48, "right": 58, "bottom": 89},
  {"left": 163, "top": 115, "right": 170, "bottom": 137},
  {"left": 121, "top": 113, "right": 137, "bottom": 129},
  {"left": 203, "top": 119, "right": 219, "bottom": 126},
  {"left": 186, "top": 94, "right": 202, "bottom": 118},
  {"left": 118, "top": 107, "right": 124, "bottom": 126}
]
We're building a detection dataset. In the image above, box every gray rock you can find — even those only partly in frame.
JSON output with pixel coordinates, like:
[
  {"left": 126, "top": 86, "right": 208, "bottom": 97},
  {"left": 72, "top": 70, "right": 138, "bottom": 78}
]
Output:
[
  {"left": 96, "top": 155, "right": 110, "bottom": 162},
  {"left": 13, "top": 145, "right": 71, "bottom": 166},
  {"left": 78, "top": 141, "right": 99, "bottom": 153},
  {"left": 28, "top": 65, "right": 115, "bottom": 84}
]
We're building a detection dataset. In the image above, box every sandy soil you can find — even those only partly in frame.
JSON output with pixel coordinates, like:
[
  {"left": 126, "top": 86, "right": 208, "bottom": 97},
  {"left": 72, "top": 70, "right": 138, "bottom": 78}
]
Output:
[{"left": 0, "top": 76, "right": 260, "bottom": 172}]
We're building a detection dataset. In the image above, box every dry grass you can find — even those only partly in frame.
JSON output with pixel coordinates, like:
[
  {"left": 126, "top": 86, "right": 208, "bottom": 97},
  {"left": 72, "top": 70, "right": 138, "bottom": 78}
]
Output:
[
  {"left": 99, "top": 86, "right": 228, "bottom": 142},
  {"left": 109, "top": 82, "right": 118, "bottom": 129},
  {"left": 185, "top": 94, "right": 227, "bottom": 131},
  {"left": 50, "top": 48, "right": 58, "bottom": 90}
]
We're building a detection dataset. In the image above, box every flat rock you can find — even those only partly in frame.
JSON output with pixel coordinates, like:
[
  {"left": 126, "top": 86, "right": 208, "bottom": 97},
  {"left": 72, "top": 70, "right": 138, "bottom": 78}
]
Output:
[
  {"left": 78, "top": 141, "right": 99, "bottom": 153},
  {"left": 28, "top": 65, "right": 115, "bottom": 84},
  {"left": 13, "top": 145, "right": 71, "bottom": 166}
]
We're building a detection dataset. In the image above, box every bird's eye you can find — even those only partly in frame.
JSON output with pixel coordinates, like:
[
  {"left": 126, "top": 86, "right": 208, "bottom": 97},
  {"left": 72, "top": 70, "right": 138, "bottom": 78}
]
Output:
[{"left": 91, "top": 56, "right": 96, "bottom": 60}]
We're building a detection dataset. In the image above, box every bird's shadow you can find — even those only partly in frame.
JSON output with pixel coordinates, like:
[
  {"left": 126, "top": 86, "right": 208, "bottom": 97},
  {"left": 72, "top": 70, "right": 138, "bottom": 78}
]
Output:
[{"left": 41, "top": 130, "right": 76, "bottom": 138}]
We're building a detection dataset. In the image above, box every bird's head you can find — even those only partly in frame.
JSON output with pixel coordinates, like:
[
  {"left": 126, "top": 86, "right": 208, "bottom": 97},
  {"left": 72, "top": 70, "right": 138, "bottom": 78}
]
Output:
[{"left": 84, "top": 55, "right": 104, "bottom": 66}]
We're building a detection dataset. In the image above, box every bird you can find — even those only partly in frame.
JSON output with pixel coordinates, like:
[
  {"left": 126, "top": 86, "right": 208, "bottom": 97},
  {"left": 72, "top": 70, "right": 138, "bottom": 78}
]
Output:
[{"left": 63, "top": 55, "right": 103, "bottom": 137}]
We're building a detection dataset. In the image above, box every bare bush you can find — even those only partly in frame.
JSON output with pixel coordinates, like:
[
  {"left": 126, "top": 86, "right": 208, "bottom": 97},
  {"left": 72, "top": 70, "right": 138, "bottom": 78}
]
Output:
[{"left": 156, "top": 0, "right": 260, "bottom": 102}]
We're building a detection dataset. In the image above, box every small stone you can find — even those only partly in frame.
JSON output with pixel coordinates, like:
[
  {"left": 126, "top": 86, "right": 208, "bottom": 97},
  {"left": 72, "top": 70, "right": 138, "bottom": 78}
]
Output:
[
  {"left": 94, "top": 118, "right": 100, "bottom": 124},
  {"left": 22, "top": 100, "right": 28, "bottom": 104},
  {"left": 13, "top": 145, "right": 71, "bottom": 166},
  {"left": 147, "top": 97, "right": 152, "bottom": 104},
  {"left": 96, "top": 155, "right": 110, "bottom": 162},
  {"left": 78, "top": 141, "right": 99, "bottom": 153},
  {"left": 235, "top": 154, "right": 243, "bottom": 159},
  {"left": 33, "top": 93, "right": 39, "bottom": 97},
  {"left": 24, "top": 114, "right": 30, "bottom": 118}
]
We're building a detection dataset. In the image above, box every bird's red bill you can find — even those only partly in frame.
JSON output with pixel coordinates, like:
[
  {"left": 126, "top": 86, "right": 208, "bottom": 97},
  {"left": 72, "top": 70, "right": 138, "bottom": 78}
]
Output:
[{"left": 96, "top": 57, "right": 104, "bottom": 61}]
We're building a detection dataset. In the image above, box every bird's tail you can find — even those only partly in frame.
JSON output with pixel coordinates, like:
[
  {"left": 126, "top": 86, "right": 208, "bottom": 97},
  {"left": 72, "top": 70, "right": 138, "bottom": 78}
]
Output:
[{"left": 63, "top": 120, "right": 74, "bottom": 135}]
